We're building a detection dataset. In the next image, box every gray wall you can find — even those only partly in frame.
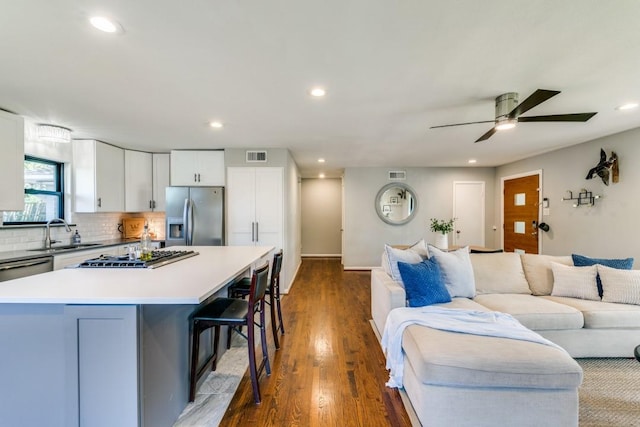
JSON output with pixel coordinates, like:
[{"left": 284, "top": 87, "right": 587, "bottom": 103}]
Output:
[
  {"left": 301, "top": 178, "right": 342, "bottom": 256},
  {"left": 495, "top": 127, "right": 640, "bottom": 262},
  {"left": 343, "top": 167, "right": 496, "bottom": 268}
]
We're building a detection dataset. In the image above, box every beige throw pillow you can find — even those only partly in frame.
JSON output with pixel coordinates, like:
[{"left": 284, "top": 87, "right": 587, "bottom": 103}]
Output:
[
  {"left": 598, "top": 265, "right": 640, "bottom": 305},
  {"left": 521, "top": 254, "right": 573, "bottom": 296},
  {"left": 550, "top": 262, "right": 600, "bottom": 301},
  {"left": 471, "top": 252, "right": 531, "bottom": 295}
]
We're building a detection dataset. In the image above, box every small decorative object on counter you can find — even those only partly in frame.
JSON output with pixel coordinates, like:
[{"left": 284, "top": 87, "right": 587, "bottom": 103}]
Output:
[
  {"left": 72, "top": 230, "right": 81, "bottom": 244},
  {"left": 140, "top": 223, "right": 152, "bottom": 261},
  {"left": 430, "top": 218, "right": 456, "bottom": 250}
]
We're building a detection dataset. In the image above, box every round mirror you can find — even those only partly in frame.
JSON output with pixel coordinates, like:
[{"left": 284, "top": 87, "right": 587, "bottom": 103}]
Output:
[{"left": 375, "top": 183, "right": 418, "bottom": 225}]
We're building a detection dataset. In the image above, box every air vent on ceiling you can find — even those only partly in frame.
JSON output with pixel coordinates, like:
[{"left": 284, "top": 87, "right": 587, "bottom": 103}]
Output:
[
  {"left": 246, "top": 150, "right": 267, "bottom": 163},
  {"left": 388, "top": 170, "right": 406, "bottom": 181}
]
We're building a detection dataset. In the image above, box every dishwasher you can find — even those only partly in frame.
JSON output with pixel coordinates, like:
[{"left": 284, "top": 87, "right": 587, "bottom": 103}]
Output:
[{"left": 0, "top": 256, "right": 54, "bottom": 282}]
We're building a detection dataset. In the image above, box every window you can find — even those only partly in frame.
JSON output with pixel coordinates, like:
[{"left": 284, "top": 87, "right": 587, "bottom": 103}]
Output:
[{"left": 2, "top": 157, "right": 65, "bottom": 224}]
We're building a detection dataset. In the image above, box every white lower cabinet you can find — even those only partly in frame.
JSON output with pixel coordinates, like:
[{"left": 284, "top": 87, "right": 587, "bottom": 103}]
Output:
[{"left": 227, "top": 167, "right": 283, "bottom": 250}]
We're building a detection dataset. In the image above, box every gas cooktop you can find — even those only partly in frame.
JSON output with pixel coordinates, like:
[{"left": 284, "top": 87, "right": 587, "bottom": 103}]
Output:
[{"left": 77, "top": 250, "right": 199, "bottom": 269}]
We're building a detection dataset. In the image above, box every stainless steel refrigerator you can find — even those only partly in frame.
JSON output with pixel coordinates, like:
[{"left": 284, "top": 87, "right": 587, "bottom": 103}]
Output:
[{"left": 165, "top": 187, "right": 225, "bottom": 247}]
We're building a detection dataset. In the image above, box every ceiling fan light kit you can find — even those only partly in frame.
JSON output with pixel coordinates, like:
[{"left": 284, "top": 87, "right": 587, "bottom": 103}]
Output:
[{"left": 430, "top": 89, "right": 598, "bottom": 143}]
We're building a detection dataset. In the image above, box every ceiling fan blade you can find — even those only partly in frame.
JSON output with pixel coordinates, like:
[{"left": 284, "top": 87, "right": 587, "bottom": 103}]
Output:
[
  {"left": 475, "top": 127, "right": 497, "bottom": 143},
  {"left": 518, "top": 112, "right": 597, "bottom": 122},
  {"left": 430, "top": 120, "right": 495, "bottom": 129},
  {"left": 509, "top": 89, "right": 561, "bottom": 118}
]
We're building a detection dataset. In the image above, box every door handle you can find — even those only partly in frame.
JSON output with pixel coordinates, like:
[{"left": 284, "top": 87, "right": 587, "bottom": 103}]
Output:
[
  {"left": 194, "top": 173, "right": 197, "bottom": 183},
  {"left": 97, "top": 197, "right": 102, "bottom": 208},
  {"left": 251, "top": 222, "right": 255, "bottom": 242},
  {"left": 256, "top": 222, "right": 259, "bottom": 242}
]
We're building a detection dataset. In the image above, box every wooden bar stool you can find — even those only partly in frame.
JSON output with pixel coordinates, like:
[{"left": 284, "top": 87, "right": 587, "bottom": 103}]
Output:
[
  {"left": 228, "top": 250, "right": 284, "bottom": 349},
  {"left": 189, "top": 262, "right": 271, "bottom": 403}
]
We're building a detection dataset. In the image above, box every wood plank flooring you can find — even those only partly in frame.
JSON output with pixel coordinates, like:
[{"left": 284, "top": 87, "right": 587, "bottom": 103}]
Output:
[{"left": 220, "top": 258, "right": 411, "bottom": 426}]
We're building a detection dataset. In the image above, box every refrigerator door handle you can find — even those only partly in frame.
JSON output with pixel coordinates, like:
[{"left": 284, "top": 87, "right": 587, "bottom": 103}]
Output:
[
  {"left": 183, "top": 198, "right": 190, "bottom": 245},
  {"left": 188, "top": 199, "right": 195, "bottom": 245}
]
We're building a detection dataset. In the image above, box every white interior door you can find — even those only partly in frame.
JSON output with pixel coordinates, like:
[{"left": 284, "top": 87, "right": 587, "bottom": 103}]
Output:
[{"left": 453, "top": 181, "right": 485, "bottom": 247}]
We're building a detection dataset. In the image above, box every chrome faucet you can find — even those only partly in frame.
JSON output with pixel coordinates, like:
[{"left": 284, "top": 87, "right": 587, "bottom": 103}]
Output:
[{"left": 45, "top": 218, "right": 72, "bottom": 249}]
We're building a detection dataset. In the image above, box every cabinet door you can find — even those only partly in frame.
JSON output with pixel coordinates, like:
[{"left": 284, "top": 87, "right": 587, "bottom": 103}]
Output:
[
  {"left": 0, "top": 110, "right": 24, "bottom": 211},
  {"left": 170, "top": 151, "right": 197, "bottom": 185},
  {"left": 96, "top": 143, "right": 125, "bottom": 212},
  {"left": 125, "top": 150, "right": 153, "bottom": 212},
  {"left": 152, "top": 153, "right": 170, "bottom": 211},
  {"left": 196, "top": 151, "right": 225, "bottom": 186},
  {"left": 227, "top": 167, "right": 257, "bottom": 246},
  {"left": 170, "top": 150, "right": 225, "bottom": 186},
  {"left": 255, "top": 168, "right": 283, "bottom": 250}
]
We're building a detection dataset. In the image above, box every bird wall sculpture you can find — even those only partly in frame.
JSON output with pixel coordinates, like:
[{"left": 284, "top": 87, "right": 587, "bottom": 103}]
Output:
[{"left": 586, "top": 149, "right": 618, "bottom": 186}]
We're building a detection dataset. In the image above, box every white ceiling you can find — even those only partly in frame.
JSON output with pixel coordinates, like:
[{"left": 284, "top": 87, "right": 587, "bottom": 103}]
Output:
[{"left": 2, "top": 1, "right": 640, "bottom": 177}]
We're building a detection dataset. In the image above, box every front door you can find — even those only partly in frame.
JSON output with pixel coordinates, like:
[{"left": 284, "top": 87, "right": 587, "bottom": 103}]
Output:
[{"left": 503, "top": 173, "right": 540, "bottom": 254}]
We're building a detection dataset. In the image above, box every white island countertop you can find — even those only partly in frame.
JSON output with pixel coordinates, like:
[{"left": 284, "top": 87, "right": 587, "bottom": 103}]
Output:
[{"left": 0, "top": 246, "right": 273, "bottom": 305}]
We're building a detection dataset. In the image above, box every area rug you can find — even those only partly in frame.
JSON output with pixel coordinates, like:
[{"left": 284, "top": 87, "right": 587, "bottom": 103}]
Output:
[{"left": 578, "top": 358, "right": 640, "bottom": 427}]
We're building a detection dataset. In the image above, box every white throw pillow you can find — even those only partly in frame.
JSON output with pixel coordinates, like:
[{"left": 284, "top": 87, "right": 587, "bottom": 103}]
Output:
[
  {"left": 408, "top": 239, "right": 429, "bottom": 258},
  {"left": 598, "top": 265, "right": 640, "bottom": 305},
  {"left": 383, "top": 244, "right": 423, "bottom": 287},
  {"left": 427, "top": 245, "right": 475, "bottom": 298},
  {"left": 550, "top": 262, "right": 600, "bottom": 301}
]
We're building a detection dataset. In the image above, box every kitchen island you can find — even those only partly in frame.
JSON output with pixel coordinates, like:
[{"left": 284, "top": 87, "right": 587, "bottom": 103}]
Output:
[{"left": 0, "top": 245, "right": 273, "bottom": 427}]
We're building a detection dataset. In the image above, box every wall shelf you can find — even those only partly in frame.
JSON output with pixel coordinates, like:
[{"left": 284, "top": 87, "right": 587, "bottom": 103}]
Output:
[{"left": 561, "top": 189, "right": 600, "bottom": 207}]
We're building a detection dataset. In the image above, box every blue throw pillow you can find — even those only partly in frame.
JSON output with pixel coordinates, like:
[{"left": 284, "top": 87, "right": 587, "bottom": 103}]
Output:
[
  {"left": 398, "top": 259, "right": 451, "bottom": 307},
  {"left": 572, "top": 254, "right": 634, "bottom": 297}
]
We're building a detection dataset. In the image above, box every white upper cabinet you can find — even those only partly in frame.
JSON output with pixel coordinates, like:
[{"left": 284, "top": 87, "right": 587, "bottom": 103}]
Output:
[
  {"left": 170, "top": 150, "right": 225, "bottom": 186},
  {"left": 124, "top": 150, "right": 153, "bottom": 212},
  {"left": 73, "top": 140, "right": 125, "bottom": 212},
  {"left": 0, "top": 110, "right": 24, "bottom": 211},
  {"left": 152, "top": 153, "right": 170, "bottom": 211}
]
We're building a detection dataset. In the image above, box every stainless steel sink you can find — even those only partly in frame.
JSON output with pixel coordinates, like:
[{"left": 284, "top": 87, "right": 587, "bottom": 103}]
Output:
[{"left": 28, "top": 243, "right": 102, "bottom": 253}]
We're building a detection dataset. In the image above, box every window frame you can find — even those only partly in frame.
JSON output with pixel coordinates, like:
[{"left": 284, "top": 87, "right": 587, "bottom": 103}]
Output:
[{"left": 3, "top": 156, "right": 65, "bottom": 225}]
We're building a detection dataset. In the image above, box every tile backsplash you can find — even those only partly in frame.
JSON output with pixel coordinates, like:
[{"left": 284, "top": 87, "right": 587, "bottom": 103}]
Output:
[{"left": 0, "top": 212, "right": 166, "bottom": 252}]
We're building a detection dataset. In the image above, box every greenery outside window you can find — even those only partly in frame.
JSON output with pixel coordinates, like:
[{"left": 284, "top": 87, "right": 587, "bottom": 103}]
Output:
[{"left": 2, "top": 156, "right": 65, "bottom": 224}]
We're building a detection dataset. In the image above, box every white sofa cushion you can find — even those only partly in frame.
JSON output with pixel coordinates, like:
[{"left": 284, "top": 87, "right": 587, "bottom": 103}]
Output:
[
  {"left": 550, "top": 262, "right": 600, "bottom": 301},
  {"left": 598, "top": 265, "right": 640, "bottom": 305},
  {"left": 470, "top": 252, "right": 531, "bottom": 295},
  {"left": 402, "top": 325, "right": 583, "bottom": 389},
  {"left": 428, "top": 245, "right": 475, "bottom": 298},
  {"left": 542, "top": 295, "right": 640, "bottom": 329},
  {"left": 521, "top": 254, "right": 573, "bottom": 296},
  {"left": 473, "top": 294, "right": 584, "bottom": 330}
]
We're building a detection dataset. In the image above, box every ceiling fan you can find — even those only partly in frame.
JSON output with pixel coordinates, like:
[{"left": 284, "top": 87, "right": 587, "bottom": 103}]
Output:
[{"left": 430, "top": 89, "right": 597, "bottom": 143}]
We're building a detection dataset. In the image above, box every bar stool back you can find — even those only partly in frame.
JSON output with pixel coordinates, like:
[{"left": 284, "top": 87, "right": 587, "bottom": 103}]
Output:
[
  {"left": 228, "top": 250, "right": 285, "bottom": 348},
  {"left": 189, "top": 262, "right": 271, "bottom": 403}
]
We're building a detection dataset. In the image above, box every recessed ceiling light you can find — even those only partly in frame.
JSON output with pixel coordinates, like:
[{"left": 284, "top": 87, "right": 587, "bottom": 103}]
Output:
[
  {"left": 310, "top": 87, "right": 326, "bottom": 97},
  {"left": 209, "top": 121, "right": 223, "bottom": 129},
  {"left": 318, "top": 158, "right": 325, "bottom": 163},
  {"left": 616, "top": 103, "right": 638, "bottom": 111},
  {"left": 468, "top": 159, "right": 477, "bottom": 164},
  {"left": 318, "top": 173, "right": 325, "bottom": 179},
  {"left": 89, "top": 16, "right": 121, "bottom": 33}
]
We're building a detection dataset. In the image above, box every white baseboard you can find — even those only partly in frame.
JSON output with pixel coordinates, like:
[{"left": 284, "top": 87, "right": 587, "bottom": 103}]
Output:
[{"left": 343, "top": 266, "right": 376, "bottom": 271}]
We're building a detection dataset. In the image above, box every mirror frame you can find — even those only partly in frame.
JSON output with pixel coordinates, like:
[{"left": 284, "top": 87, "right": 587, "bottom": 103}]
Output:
[{"left": 375, "top": 183, "right": 418, "bottom": 225}]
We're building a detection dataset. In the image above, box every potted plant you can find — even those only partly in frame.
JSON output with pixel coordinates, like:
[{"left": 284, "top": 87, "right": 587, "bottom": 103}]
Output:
[{"left": 430, "top": 218, "right": 456, "bottom": 249}]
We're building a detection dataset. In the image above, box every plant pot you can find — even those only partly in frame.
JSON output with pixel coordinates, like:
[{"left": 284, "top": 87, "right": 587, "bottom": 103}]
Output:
[{"left": 435, "top": 233, "right": 448, "bottom": 250}]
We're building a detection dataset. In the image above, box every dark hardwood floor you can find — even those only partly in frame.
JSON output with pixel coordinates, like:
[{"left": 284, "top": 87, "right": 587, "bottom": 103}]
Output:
[{"left": 220, "top": 257, "right": 411, "bottom": 426}]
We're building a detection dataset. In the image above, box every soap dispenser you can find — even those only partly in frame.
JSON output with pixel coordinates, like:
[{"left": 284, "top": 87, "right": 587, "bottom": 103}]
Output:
[{"left": 72, "top": 230, "right": 81, "bottom": 244}]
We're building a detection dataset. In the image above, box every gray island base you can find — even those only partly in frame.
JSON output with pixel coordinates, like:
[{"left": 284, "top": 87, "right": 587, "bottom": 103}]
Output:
[{"left": 0, "top": 245, "right": 273, "bottom": 427}]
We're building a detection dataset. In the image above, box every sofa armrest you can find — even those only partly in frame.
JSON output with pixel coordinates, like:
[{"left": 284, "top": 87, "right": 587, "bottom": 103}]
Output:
[{"left": 371, "top": 267, "right": 406, "bottom": 336}]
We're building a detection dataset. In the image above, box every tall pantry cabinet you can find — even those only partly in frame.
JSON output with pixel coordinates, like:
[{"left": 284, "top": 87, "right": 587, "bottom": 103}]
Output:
[{"left": 226, "top": 167, "right": 283, "bottom": 251}]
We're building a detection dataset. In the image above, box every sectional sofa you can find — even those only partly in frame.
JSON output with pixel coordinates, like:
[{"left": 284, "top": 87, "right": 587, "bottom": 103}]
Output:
[{"left": 371, "top": 245, "right": 640, "bottom": 426}]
